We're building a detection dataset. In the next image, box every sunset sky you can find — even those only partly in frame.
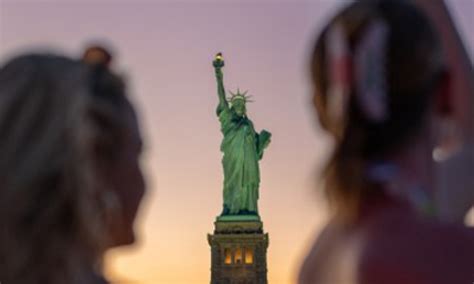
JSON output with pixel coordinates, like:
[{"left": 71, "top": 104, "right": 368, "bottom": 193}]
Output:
[{"left": 0, "top": 0, "right": 472, "bottom": 283}]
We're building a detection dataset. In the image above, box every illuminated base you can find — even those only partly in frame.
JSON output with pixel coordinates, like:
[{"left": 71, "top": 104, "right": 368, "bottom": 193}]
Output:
[
  {"left": 208, "top": 220, "right": 268, "bottom": 284},
  {"left": 216, "top": 214, "right": 261, "bottom": 222}
]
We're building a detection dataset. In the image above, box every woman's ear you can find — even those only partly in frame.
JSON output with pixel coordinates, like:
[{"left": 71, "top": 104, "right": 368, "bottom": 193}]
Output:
[{"left": 431, "top": 69, "right": 463, "bottom": 163}]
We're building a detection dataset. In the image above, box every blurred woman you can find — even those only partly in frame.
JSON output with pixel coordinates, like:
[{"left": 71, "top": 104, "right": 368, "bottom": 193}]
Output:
[
  {"left": 299, "top": 1, "right": 474, "bottom": 283},
  {"left": 0, "top": 48, "right": 145, "bottom": 283}
]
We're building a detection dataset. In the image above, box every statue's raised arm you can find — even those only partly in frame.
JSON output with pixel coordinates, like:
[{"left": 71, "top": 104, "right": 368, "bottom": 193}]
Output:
[{"left": 213, "top": 53, "right": 229, "bottom": 115}]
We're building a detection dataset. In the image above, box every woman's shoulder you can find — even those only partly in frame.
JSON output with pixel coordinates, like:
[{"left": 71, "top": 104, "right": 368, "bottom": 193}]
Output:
[
  {"left": 298, "top": 222, "right": 360, "bottom": 284},
  {"left": 359, "top": 214, "right": 474, "bottom": 284},
  {"left": 299, "top": 215, "right": 474, "bottom": 284}
]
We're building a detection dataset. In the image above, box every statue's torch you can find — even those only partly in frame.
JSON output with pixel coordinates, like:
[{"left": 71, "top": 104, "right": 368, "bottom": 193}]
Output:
[{"left": 213, "top": 52, "right": 225, "bottom": 69}]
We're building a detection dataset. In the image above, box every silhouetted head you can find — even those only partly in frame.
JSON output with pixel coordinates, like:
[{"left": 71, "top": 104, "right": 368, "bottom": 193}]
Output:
[
  {"left": 0, "top": 52, "right": 145, "bottom": 283},
  {"left": 310, "top": 0, "right": 449, "bottom": 221}
]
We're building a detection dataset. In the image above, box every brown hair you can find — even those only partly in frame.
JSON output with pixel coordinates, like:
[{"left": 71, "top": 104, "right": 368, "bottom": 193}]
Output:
[
  {"left": 311, "top": 1, "right": 445, "bottom": 222},
  {"left": 0, "top": 54, "right": 131, "bottom": 283}
]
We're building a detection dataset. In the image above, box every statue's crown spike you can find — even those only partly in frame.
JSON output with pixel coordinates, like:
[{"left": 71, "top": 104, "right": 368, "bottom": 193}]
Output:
[{"left": 227, "top": 88, "right": 253, "bottom": 103}]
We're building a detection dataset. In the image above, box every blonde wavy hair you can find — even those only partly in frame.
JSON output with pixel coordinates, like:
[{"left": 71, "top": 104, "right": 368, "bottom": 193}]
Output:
[{"left": 0, "top": 54, "right": 131, "bottom": 283}]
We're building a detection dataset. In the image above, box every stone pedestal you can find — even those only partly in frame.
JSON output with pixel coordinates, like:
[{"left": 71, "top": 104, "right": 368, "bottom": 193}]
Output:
[{"left": 208, "top": 217, "right": 269, "bottom": 284}]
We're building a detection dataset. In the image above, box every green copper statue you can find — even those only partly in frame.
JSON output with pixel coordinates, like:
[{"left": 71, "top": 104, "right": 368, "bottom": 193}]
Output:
[{"left": 213, "top": 53, "right": 272, "bottom": 216}]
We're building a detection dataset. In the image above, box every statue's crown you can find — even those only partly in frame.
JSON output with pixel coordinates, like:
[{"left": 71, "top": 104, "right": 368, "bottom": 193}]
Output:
[{"left": 228, "top": 88, "right": 253, "bottom": 103}]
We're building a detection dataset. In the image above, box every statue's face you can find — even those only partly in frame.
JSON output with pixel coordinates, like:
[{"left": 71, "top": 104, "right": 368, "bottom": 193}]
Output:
[{"left": 232, "top": 99, "right": 246, "bottom": 117}]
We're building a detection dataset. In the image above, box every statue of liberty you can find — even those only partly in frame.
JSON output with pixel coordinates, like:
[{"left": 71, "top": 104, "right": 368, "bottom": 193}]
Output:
[{"left": 213, "top": 53, "right": 272, "bottom": 217}]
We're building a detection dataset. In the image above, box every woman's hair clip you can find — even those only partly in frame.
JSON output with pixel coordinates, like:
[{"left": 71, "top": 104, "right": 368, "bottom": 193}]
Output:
[
  {"left": 354, "top": 18, "right": 390, "bottom": 123},
  {"left": 82, "top": 45, "right": 113, "bottom": 68}
]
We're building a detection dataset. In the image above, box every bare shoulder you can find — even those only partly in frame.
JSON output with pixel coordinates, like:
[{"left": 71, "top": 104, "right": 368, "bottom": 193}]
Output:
[
  {"left": 298, "top": 222, "right": 359, "bottom": 284},
  {"left": 298, "top": 224, "right": 333, "bottom": 283}
]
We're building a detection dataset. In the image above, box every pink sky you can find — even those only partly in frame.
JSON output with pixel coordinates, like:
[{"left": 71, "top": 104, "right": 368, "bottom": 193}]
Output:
[{"left": 0, "top": 1, "right": 472, "bottom": 283}]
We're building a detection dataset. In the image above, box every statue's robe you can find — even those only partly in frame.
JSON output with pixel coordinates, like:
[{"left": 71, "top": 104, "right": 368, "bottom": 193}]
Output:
[{"left": 218, "top": 106, "right": 266, "bottom": 214}]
